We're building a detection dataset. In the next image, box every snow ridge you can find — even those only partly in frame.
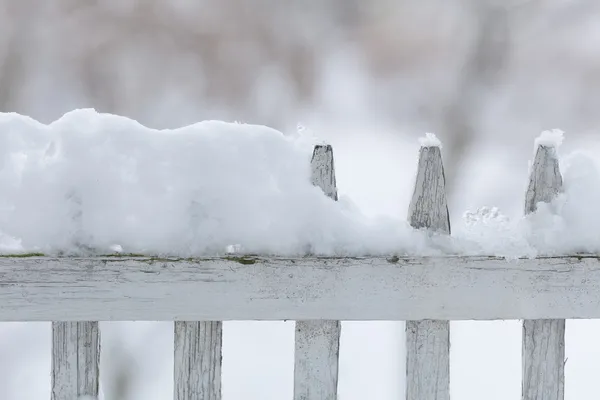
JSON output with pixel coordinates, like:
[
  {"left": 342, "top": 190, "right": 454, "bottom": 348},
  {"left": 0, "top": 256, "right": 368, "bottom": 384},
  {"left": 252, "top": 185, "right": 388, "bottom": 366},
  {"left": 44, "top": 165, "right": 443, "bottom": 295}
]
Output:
[{"left": 0, "top": 110, "right": 597, "bottom": 258}]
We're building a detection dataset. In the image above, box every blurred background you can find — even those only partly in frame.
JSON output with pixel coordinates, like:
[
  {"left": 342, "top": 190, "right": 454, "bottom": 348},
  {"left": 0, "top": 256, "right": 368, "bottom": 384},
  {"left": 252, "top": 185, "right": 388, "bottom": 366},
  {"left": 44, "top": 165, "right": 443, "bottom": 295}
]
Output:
[
  {"left": 2, "top": 0, "right": 600, "bottom": 399},
  {"left": 1, "top": 0, "right": 600, "bottom": 196}
]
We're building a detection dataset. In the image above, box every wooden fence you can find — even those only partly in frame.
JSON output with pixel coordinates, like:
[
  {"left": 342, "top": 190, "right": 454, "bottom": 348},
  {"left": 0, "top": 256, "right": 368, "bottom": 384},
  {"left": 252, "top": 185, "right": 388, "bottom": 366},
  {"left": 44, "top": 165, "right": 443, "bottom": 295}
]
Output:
[{"left": 0, "top": 139, "right": 596, "bottom": 400}]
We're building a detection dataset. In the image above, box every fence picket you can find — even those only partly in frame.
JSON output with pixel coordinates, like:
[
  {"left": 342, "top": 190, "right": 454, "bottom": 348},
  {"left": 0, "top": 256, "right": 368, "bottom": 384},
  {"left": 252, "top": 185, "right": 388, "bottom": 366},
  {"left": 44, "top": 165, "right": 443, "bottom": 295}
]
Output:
[
  {"left": 52, "top": 190, "right": 100, "bottom": 400},
  {"left": 51, "top": 321, "right": 100, "bottom": 400},
  {"left": 406, "top": 145, "right": 450, "bottom": 400},
  {"left": 522, "top": 144, "right": 565, "bottom": 400},
  {"left": 293, "top": 144, "right": 341, "bottom": 400},
  {"left": 174, "top": 321, "right": 222, "bottom": 400}
]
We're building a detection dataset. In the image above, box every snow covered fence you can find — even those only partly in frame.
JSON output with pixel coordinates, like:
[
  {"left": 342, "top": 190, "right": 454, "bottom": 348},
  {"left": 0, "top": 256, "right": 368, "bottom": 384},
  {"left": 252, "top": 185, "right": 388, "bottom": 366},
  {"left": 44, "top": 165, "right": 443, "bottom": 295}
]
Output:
[{"left": 0, "top": 126, "right": 593, "bottom": 400}]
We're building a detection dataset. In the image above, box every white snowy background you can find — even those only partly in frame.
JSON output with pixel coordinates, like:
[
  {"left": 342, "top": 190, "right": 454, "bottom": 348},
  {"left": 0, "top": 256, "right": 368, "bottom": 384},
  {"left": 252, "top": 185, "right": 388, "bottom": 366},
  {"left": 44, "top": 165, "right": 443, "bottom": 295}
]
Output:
[{"left": 1, "top": 1, "right": 600, "bottom": 399}]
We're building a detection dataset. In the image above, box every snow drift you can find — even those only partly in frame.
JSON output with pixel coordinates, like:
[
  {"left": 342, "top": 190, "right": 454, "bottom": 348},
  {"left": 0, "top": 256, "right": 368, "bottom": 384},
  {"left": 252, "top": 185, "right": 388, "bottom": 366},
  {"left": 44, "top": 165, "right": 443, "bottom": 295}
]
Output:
[{"left": 0, "top": 109, "right": 597, "bottom": 257}]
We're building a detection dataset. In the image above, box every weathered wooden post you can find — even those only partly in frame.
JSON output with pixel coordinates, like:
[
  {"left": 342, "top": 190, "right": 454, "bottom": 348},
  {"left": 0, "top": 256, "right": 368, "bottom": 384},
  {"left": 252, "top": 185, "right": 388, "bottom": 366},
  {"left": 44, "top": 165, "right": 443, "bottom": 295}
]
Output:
[
  {"left": 52, "top": 191, "right": 100, "bottom": 400},
  {"left": 174, "top": 321, "right": 222, "bottom": 400},
  {"left": 293, "top": 144, "right": 341, "bottom": 400},
  {"left": 175, "top": 204, "right": 223, "bottom": 399},
  {"left": 406, "top": 139, "right": 451, "bottom": 400},
  {"left": 52, "top": 322, "right": 100, "bottom": 400},
  {"left": 522, "top": 140, "right": 565, "bottom": 400}
]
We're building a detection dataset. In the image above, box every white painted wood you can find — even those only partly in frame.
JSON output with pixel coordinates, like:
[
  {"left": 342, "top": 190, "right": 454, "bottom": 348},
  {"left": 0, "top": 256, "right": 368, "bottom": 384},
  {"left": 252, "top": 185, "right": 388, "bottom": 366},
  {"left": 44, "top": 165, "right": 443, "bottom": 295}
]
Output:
[
  {"left": 294, "top": 320, "right": 340, "bottom": 400},
  {"left": 51, "top": 321, "right": 100, "bottom": 400},
  {"left": 406, "top": 320, "right": 449, "bottom": 400},
  {"left": 522, "top": 320, "right": 565, "bottom": 400},
  {"left": 524, "top": 145, "right": 563, "bottom": 213},
  {"left": 522, "top": 144, "right": 565, "bottom": 400},
  {"left": 293, "top": 144, "right": 340, "bottom": 400},
  {"left": 174, "top": 321, "right": 222, "bottom": 400},
  {"left": 406, "top": 145, "right": 451, "bottom": 400},
  {"left": 408, "top": 146, "right": 451, "bottom": 233},
  {"left": 173, "top": 184, "right": 225, "bottom": 400},
  {"left": 310, "top": 144, "right": 338, "bottom": 201},
  {"left": 2, "top": 255, "right": 600, "bottom": 321},
  {"left": 52, "top": 190, "right": 100, "bottom": 400}
]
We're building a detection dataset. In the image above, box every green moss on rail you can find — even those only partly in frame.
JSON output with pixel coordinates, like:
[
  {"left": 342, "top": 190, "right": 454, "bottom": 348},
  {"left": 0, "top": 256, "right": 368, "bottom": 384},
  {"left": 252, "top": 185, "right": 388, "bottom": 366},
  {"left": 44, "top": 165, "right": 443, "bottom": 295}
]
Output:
[
  {"left": 0, "top": 253, "right": 46, "bottom": 258},
  {"left": 118, "top": 256, "right": 259, "bottom": 265},
  {"left": 101, "top": 253, "right": 147, "bottom": 258},
  {"left": 223, "top": 256, "right": 258, "bottom": 265}
]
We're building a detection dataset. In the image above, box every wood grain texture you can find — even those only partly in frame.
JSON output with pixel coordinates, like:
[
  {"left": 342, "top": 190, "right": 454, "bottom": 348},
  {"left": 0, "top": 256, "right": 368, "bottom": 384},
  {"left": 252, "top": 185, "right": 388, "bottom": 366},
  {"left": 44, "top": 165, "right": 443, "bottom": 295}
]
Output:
[
  {"left": 53, "top": 190, "right": 100, "bottom": 400},
  {"left": 2, "top": 256, "right": 600, "bottom": 321},
  {"left": 406, "top": 320, "right": 450, "bottom": 400},
  {"left": 294, "top": 144, "right": 340, "bottom": 400},
  {"left": 51, "top": 321, "right": 100, "bottom": 400},
  {"left": 408, "top": 146, "right": 450, "bottom": 234},
  {"left": 522, "top": 319, "right": 565, "bottom": 400},
  {"left": 294, "top": 320, "right": 340, "bottom": 400},
  {"left": 524, "top": 145, "right": 563, "bottom": 213},
  {"left": 522, "top": 144, "right": 565, "bottom": 400},
  {"left": 174, "top": 321, "right": 222, "bottom": 400},
  {"left": 406, "top": 144, "right": 450, "bottom": 400},
  {"left": 310, "top": 144, "right": 338, "bottom": 201}
]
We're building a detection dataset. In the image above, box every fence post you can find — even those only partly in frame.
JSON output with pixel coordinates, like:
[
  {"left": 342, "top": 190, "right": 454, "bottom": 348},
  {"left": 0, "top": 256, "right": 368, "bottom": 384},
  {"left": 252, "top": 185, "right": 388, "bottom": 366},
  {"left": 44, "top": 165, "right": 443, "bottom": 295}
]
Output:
[
  {"left": 174, "top": 321, "right": 222, "bottom": 400},
  {"left": 52, "top": 191, "right": 100, "bottom": 400},
  {"left": 293, "top": 144, "right": 341, "bottom": 400},
  {"left": 174, "top": 198, "right": 222, "bottom": 400},
  {"left": 51, "top": 322, "right": 100, "bottom": 400},
  {"left": 406, "top": 143, "right": 451, "bottom": 400},
  {"left": 522, "top": 143, "right": 565, "bottom": 400}
]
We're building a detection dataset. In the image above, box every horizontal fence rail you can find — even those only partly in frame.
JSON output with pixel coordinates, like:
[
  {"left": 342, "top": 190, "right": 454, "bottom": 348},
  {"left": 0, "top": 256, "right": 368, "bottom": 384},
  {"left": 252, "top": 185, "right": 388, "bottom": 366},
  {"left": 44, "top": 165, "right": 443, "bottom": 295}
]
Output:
[
  {"left": 0, "top": 136, "right": 584, "bottom": 400},
  {"left": 2, "top": 255, "right": 600, "bottom": 321}
]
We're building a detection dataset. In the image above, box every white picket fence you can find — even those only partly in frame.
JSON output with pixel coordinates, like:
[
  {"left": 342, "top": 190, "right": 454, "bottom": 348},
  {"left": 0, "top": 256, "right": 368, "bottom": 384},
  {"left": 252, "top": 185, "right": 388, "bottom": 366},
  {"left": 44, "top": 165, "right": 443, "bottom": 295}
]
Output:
[{"left": 0, "top": 140, "right": 596, "bottom": 400}]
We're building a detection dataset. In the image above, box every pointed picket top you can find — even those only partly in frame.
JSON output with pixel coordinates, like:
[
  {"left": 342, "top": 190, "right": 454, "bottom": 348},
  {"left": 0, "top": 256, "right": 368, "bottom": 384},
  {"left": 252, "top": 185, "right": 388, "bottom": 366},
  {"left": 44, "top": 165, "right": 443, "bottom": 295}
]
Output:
[
  {"left": 295, "top": 144, "right": 341, "bottom": 400},
  {"left": 524, "top": 130, "right": 564, "bottom": 214},
  {"left": 522, "top": 130, "right": 566, "bottom": 400},
  {"left": 408, "top": 133, "right": 450, "bottom": 234},
  {"left": 311, "top": 144, "right": 338, "bottom": 201},
  {"left": 406, "top": 133, "right": 451, "bottom": 400}
]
